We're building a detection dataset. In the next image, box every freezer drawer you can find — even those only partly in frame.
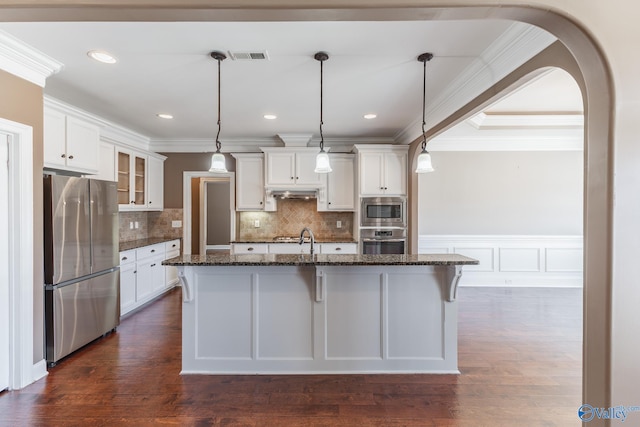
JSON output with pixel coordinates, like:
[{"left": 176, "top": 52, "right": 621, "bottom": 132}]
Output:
[{"left": 45, "top": 269, "right": 120, "bottom": 365}]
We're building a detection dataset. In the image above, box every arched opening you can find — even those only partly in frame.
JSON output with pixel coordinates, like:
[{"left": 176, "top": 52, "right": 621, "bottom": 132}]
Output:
[{"left": 0, "top": 2, "right": 614, "bottom": 413}]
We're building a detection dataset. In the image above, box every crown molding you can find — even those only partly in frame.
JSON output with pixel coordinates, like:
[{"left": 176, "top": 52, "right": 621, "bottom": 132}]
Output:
[
  {"left": 150, "top": 136, "right": 394, "bottom": 153},
  {"left": 468, "top": 112, "right": 584, "bottom": 129},
  {"left": 395, "top": 22, "right": 557, "bottom": 145},
  {"left": 0, "top": 30, "right": 63, "bottom": 87}
]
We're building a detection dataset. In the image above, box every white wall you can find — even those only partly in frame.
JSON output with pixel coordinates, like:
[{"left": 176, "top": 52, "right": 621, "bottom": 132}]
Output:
[{"left": 418, "top": 151, "right": 583, "bottom": 235}]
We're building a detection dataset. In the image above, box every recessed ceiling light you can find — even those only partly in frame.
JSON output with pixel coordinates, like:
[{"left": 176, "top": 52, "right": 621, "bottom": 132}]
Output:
[
  {"left": 87, "top": 50, "right": 117, "bottom": 64},
  {"left": 364, "top": 113, "right": 377, "bottom": 120},
  {"left": 263, "top": 114, "right": 277, "bottom": 120},
  {"left": 157, "top": 113, "right": 173, "bottom": 119}
]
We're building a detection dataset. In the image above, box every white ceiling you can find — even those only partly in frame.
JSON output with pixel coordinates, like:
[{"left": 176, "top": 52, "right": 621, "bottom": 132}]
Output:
[{"left": 0, "top": 20, "right": 567, "bottom": 148}]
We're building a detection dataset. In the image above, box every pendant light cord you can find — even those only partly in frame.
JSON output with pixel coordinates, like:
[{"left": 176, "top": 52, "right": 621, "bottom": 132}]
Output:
[
  {"left": 418, "top": 52, "right": 433, "bottom": 152},
  {"left": 216, "top": 56, "right": 222, "bottom": 153},
  {"left": 319, "top": 58, "right": 324, "bottom": 152}
]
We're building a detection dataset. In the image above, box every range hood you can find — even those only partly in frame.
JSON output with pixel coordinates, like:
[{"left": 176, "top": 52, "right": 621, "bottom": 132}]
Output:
[{"left": 269, "top": 189, "right": 318, "bottom": 200}]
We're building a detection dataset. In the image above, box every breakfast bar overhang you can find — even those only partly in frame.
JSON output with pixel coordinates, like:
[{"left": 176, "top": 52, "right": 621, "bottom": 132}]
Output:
[{"left": 163, "top": 253, "right": 478, "bottom": 375}]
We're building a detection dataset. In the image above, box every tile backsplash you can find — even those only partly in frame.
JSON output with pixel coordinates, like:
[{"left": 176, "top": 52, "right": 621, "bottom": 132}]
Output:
[
  {"left": 119, "top": 209, "right": 183, "bottom": 242},
  {"left": 238, "top": 199, "right": 354, "bottom": 241}
]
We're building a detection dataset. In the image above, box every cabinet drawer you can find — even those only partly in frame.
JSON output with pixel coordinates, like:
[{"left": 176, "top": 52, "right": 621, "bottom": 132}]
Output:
[
  {"left": 165, "top": 239, "right": 181, "bottom": 253},
  {"left": 321, "top": 243, "right": 358, "bottom": 254},
  {"left": 119, "top": 249, "right": 136, "bottom": 265},
  {"left": 232, "top": 244, "right": 268, "bottom": 254},
  {"left": 136, "top": 243, "right": 165, "bottom": 260}
]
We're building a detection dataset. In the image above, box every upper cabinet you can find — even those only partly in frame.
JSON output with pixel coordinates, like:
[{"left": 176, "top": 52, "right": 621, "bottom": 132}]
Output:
[
  {"left": 263, "top": 148, "right": 323, "bottom": 187},
  {"left": 319, "top": 154, "right": 356, "bottom": 211},
  {"left": 232, "top": 153, "right": 276, "bottom": 211},
  {"left": 354, "top": 145, "right": 408, "bottom": 196},
  {"left": 44, "top": 106, "right": 100, "bottom": 174},
  {"left": 117, "top": 147, "right": 165, "bottom": 211}
]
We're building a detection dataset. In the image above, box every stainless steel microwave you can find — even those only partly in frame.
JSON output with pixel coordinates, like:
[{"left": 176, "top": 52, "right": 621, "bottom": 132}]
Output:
[{"left": 360, "top": 197, "right": 406, "bottom": 227}]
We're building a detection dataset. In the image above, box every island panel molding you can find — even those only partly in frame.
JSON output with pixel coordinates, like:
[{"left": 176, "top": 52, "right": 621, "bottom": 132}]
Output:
[{"left": 166, "top": 254, "right": 476, "bottom": 375}]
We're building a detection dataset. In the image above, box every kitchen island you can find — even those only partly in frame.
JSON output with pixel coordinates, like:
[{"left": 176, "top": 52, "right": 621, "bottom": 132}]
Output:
[{"left": 163, "top": 253, "right": 478, "bottom": 375}]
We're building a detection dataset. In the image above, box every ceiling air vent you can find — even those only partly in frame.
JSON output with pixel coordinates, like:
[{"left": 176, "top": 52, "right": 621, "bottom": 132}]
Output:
[{"left": 228, "top": 50, "right": 270, "bottom": 61}]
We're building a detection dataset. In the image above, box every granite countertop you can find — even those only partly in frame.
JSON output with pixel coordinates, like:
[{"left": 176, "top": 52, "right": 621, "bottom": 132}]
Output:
[
  {"left": 163, "top": 253, "right": 478, "bottom": 267},
  {"left": 120, "top": 237, "right": 180, "bottom": 252}
]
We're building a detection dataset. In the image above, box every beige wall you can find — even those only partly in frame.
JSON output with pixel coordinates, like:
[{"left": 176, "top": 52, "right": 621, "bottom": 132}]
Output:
[
  {"left": 3, "top": 0, "right": 639, "bottom": 420},
  {"left": 0, "top": 69, "right": 44, "bottom": 363},
  {"left": 418, "top": 151, "right": 583, "bottom": 235},
  {"left": 161, "top": 152, "right": 235, "bottom": 209}
]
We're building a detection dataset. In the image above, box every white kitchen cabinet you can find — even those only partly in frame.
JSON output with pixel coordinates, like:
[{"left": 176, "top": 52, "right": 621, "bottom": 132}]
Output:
[
  {"left": 119, "top": 241, "right": 177, "bottom": 317},
  {"left": 354, "top": 145, "right": 408, "bottom": 196},
  {"left": 263, "top": 148, "right": 324, "bottom": 187},
  {"left": 232, "top": 153, "right": 276, "bottom": 211},
  {"left": 320, "top": 243, "right": 358, "bottom": 254},
  {"left": 44, "top": 107, "right": 100, "bottom": 174},
  {"left": 231, "top": 243, "right": 269, "bottom": 254},
  {"left": 165, "top": 239, "right": 181, "bottom": 288},
  {"left": 116, "top": 148, "right": 165, "bottom": 211},
  {"left": 323, "top": 154, "right": 355, "bottom": 211},
  {"left": 147, "top": 155, "right": 164, "bottom": 211},
  {"left": 96, "top": 141, "right": 116, "bottom": 181},
  {"left": 119, "top": 250, "right": 137, "bottom": 315},
  {"left": 268, "top": 243, "right": 314, "bottom": 254}
]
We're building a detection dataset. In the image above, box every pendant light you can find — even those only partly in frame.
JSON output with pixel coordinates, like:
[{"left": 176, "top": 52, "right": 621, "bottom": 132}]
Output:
[
  {"left": 209, "top": 51, "right": 228, "bottom": 173},
  {"left": 415, "top": 52, "right": 435, "bottom": 173},
  {"left": 314, "top": 51, "right": 332, "bottom": 173}
]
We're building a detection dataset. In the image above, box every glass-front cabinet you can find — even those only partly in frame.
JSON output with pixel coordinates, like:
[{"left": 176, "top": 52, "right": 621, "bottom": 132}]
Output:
[{"left": 117, "top": 148, "right": 147, "bottom": 210}]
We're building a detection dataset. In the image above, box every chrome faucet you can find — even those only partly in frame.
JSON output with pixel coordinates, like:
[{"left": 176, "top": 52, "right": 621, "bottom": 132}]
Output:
[{"left": 299, "top": 227, "right": 316, "bottom": 255}]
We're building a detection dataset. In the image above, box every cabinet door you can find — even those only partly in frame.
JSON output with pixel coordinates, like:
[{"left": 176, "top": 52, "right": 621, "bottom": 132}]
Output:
[
  {"left": 295, "top": 152, "right": 323, "bottom": 185},
  {"left": 65, "top": 116, "right": 99, "bottom": 173},
  {"left": 96, "top": 142, "right": 116, "bottom": 181},
  {"left": 133, "top": 155, "right": 146, "bottom": 207},
  {"left": 327, "top": 155, "right": 355, "bottom": 210},
  {"left": 266, "top": 152, "right": 295, "bottom": 185},
  {"left": 136, "top": 258, "right": 165, "bottom": 301},
  {"left": 117, "top": 150, "right": 132, "bottom": 207},
  {"left": 359, "top": 152, "right": 385, "bottom": 195},
  {"left": 43, "top": 109, "right": 67, "bottom": 169},
  {"left": 231, "top": 243, "right": 269, "bottom": 254},
  {"left": 120, "top": 263, "right": 137, "bottom": 316},
  {"left": 147, "top": 156, "right": 164, "bottom": 211},
  {"left": 236, "top": 155, "right": 265, "bottom": 210},
  {"left": 383, "top": 152, "right": 407, "bottom": 196}
]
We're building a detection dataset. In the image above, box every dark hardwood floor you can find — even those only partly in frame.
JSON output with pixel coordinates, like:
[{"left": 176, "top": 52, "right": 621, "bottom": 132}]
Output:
[{"left": 0, "top": 286, "right": 582, "bottom": 426}]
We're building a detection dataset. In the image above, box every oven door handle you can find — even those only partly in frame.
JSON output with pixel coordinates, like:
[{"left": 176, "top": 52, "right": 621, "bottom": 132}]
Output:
[{"left": 361, "top": 238, "right": 406, "bottom": 242}]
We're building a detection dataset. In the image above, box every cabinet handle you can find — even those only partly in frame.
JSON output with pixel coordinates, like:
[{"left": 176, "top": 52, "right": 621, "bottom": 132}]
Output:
[
  {"left": 151, "top": 263, "right": 156, "bottom": 267},
  {"left": 247, "top": 247, "right": 254, "bottom": 251},
  {"left": 68, "top": 155, "right": 74, "bottom": 160},
  {"left": 328, "top": 202, "right": 331, "bottom": 205},
  {"left": 259, "top": 201, "right": 263, "bottom": 205},
  {"left": 151, "top": 249, "right": 156, "bottom": 253},
  {"left": 172, "top": 244, "right": 177, "bottom": 248},
  {"left": 149, "top": 201, "right": 152, "bottom": 204},
  {"left": 121, "top": 256, "right": 128, "bottom": 261},
  {"left": 60, "top": 154, "right": 66, "bottom": 158},
  {"left": 335, "top": 247, "right": 342, "bottom": 251},
  {"left": 133, "top": 270, "right": 137, "bottom": 274},
  {"left": 296, "top": 177, "right": 299, "bottom": 179},
  {"left": 130, "top": 201, "right": 135, "bottom": 204},
  {"left": 290, "top": 176, "right": 294, "bottom": 180}
]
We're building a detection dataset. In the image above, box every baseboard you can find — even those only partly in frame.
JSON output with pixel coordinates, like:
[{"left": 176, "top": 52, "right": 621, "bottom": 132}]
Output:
[{"left": 32, "top": 359, "right": 48, "bottom": 382}]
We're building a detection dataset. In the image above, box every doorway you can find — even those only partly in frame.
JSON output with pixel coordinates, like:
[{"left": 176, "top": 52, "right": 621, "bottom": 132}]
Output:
[
  {"left": 0, "top": 133, "right": 9, "bottom": 392},
  {"left": 182, "top": 171, "right": 235, "bottom": 255},
  {"left": 199, "top": 178, "right": 232, "bottom": 254}
]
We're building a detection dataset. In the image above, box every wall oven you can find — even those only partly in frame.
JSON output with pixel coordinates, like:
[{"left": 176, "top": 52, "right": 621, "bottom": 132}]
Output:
[
  {"left": 360, "top": 197, "right": 406, "bottom": 227},
  {"left": 360, "top": 228, "right": 407, "bottom": 255}
]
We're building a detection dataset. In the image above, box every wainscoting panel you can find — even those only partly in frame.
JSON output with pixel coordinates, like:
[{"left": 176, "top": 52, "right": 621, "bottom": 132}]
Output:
[{"left": 419, "top": 235, "right": 583, "bottom": 287}]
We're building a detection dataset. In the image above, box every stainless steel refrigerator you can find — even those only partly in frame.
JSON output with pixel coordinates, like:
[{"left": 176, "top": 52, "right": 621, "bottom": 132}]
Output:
[{"left": 44, "top": 175, "right": 120, "bottom": 367}]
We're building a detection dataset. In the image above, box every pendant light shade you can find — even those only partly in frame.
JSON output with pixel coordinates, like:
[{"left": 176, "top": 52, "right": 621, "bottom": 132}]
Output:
[
  {"left": 415, "top": 52, "right": 435, "bottom": 174},
  {"left": 314, "top": 51, "right": 332, "bottom": 173},
  {"left": 209, "top": 51, "right": 228, "bottom": 173}
]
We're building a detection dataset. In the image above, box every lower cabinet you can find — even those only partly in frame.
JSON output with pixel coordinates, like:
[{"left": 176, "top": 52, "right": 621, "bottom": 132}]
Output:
[
  {"left": 230, "top": 242, "right": 357, "bottom": 255},
  {"left": 119, "top": 239, "right": 181, "bottom": 317}
]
